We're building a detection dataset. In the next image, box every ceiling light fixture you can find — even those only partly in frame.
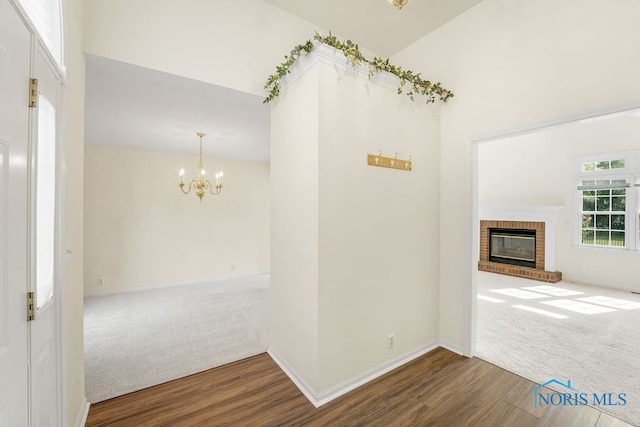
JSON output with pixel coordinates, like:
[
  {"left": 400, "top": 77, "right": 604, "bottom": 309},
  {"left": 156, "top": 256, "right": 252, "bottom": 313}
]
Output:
[
  {"left": 178, "top": 132, "right": 223, "bottom": 201},
  {"left": 387, "top": 0, "right": 409, "bottom": 10}
]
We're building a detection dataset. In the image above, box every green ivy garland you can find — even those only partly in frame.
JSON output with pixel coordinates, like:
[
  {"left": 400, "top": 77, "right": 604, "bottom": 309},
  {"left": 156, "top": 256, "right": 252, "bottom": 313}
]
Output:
[{"left": 263, "top": 32, "right": 454, "bottom": 104}]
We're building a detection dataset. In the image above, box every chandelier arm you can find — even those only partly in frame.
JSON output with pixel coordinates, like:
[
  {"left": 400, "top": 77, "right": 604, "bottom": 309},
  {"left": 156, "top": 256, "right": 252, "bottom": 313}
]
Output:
[
  {"left": 189, "top": 179, "right": 201, "bottom": 194},
  {"left": 178, "top": 180, "right": 193, "bottom": 194},
  {"left": 208, "top": 182, "right": 222, "bottom": 195}
]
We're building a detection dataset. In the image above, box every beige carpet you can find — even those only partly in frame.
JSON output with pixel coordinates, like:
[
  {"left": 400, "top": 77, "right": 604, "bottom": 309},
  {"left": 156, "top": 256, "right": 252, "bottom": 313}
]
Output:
[
  {"left": 84, "top": 274, "right": 269, "bottom": 403},
  {"left": 476, "top": 271, "right": 640, "bottom": 426}
]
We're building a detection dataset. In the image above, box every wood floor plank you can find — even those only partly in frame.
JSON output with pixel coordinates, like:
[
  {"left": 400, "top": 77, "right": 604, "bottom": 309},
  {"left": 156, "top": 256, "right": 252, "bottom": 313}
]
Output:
[
  {"left": 288, "top": 347, "right": 463, "bottom": 426},
  {"left": 474, "top": 400, "right": 539, "bottom": 427},
  {"left": 539, "top": 403, "right": 602, "bottom": 427},
  {"left": 86, "top": 348, "right": 629, "bottom": 426},
  {"left": 502, "top": 378, "right": 547, "bottom": 418},
  {"left": 411, "top": 364, "right": 522, "bottom": 426},
  {"left": 409, "top": 356, "right": 493, "bottom": 403},
  {"left": 595, "top": 412, "right": 636, "bottom": 427}
]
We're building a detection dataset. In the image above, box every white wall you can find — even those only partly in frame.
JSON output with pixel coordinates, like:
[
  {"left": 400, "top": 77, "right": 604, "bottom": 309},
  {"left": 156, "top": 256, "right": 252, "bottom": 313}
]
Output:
[
  {"left": 62, "top": 0, "right": 87, "bottom": 422},
  {"left": 479, "top": 117, "right": 640, "bottom": 291},
  {"left": 83, "top": 0, "right": 326, "bottom": 96},
  {"left": 316, "top": 62, "right": 440, "bottom": 392},
  {"left": 392, "top": 0, "right": 640, "bottom": 350},
  {"left": 84, "top": 144, "right": 270, "bottom": 293},
  {"left": 270, "top": 65, "right": 320, "bottom": 391},
  {"left": 270, "top": 47, "right": 440, "bottom": 398}
]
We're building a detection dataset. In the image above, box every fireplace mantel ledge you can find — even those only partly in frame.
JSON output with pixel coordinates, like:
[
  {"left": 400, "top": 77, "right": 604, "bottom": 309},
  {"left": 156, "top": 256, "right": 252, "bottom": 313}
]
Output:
[{"left": 479, "top": 206, "right": 564, "bottom": 219}]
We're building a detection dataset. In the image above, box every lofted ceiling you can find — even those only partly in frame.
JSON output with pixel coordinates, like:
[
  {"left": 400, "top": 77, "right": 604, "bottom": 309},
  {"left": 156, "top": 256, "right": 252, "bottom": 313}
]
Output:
[
  {"left": 84, "top": 0, "right": 482, "bottom": 161},
  {"left": 264, "top": 0, "right": 483, "bottom": 58}
]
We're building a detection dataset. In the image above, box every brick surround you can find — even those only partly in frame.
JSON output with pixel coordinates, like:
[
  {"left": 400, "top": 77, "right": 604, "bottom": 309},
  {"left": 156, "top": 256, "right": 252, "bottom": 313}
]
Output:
[{"left": 478, "top": 220, "right": 562, "bottom": 283}]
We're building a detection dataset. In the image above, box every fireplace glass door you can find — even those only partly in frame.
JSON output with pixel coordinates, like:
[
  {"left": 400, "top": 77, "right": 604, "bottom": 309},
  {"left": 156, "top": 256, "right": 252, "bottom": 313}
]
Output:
[{"left": 489, "top": 228, "right": 536, "bottom": 268}]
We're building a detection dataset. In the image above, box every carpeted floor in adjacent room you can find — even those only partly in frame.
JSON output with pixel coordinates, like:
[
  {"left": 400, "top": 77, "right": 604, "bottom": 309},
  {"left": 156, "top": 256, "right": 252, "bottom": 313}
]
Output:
[
  {"left": 84, "top": 273, "right": 269, "bottom": 403},
  {"left": 476, "top": 271, "right": 640, "bottom": 426}
]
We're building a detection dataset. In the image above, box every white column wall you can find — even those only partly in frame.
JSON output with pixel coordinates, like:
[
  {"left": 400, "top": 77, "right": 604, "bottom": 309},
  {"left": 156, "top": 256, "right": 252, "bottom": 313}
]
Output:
[
  {"left": 270, "top": 47, "right": 441, "bottom": 400},
  {"left": 316, "top": 63, "right": 440, "bottom": 392},
  {"left": 269, "top": 66, "right": 320, "bottom": 391}
]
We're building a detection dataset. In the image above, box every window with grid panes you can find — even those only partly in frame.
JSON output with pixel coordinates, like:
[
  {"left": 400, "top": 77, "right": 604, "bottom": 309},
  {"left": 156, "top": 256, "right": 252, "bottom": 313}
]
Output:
[
  {"left": 576, "top": 153, "right": 640, "bottom": 251},
  {"left": 580, "top": 179, "right": 627, "bottom": 247}
]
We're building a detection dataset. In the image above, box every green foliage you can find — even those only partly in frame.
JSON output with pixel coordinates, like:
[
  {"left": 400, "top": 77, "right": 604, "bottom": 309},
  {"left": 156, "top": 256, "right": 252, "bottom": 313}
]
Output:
[{"left": 263, "top": 32, "right": 454, "bottom": 104}]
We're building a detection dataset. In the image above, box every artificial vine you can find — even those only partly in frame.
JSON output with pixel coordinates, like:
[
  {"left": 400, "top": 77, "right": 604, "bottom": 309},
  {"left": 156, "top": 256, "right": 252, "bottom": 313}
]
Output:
[{"left": 263, "top": 32, "right": 454, "bottom": 104}]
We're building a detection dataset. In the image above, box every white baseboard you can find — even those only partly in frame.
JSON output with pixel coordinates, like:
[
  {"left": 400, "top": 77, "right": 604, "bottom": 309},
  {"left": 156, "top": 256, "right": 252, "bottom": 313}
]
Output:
[
  {"left": 268, "top": 341, "right": 440, "bottom": 408},
  {"left": 439, "top": 340, "right": 464, "bottom": 356},
  {"left": 267, "top": 349, "right": 321, "bottom": 407},
  {"left": 74, "top": 398, "right": 90, "bottom": 427},
  {"left": 84, "top": 271, "right": 270, "bottom": 298}
]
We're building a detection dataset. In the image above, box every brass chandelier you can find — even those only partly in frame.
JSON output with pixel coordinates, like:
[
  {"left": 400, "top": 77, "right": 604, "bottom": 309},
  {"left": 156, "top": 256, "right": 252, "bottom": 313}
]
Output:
[
  {"left": 388, "top": 0, "right": 409, "bottom": 9},
  {"left": 178, "top": 132, "right": 223, "bottom": 201}
]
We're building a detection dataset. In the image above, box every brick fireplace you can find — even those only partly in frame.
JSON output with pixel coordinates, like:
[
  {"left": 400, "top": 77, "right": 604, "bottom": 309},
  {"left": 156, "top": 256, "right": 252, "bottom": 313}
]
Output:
[{"left": 478, "top": 220, "right": 562, "bottom": 283}]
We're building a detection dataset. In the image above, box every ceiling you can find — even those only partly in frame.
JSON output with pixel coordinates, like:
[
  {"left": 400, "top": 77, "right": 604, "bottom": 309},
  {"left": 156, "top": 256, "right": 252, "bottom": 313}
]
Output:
[
  {"left": 84, "top": 54, "right": 271, "bottom": 162},
  {"left": 84, "top": 0, "right": 482, "bottom": 161},
  {"left": 264, "top": 0, "right": 482, "bottom": 58}
]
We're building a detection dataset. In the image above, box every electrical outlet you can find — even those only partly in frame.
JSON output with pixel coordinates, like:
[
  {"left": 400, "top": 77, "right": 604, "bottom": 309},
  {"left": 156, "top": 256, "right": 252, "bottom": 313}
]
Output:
[
  {"left": 388, "top": 334, "right": 395, "bottom": 349},
  {"left": 98, "top": 277, "right": 105, "bottom": 286}
]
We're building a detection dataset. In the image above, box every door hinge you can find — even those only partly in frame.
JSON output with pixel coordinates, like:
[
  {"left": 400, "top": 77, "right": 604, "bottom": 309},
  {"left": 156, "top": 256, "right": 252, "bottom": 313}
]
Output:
[
  {"left": 29, "top": 78, "right": 38, "bottom": 108},
  {"left": 27, "top": 291, "right": 36, "bottom": 321}
]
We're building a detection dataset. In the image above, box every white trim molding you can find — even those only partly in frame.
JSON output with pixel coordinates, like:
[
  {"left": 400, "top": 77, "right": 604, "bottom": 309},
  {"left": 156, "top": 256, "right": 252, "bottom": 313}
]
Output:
[
  {"left": 74, "top": 398, "right": 89, "bottom": 427},
  {"left": 439, "top": 340, "right": 465, "bottom": 356},
  {"left": 83, "top": 272, "right": 270, "bottom": 298},
  {"left": 479, "top": 206, "right": 564, "bottom": 271},
  {"left": 472, "top": 100, "right": 640, "bottom": 144},
  {"left": 280, "top": 42, "right": 401, "bottom": 97},
  {"left": 268, "top": 341, "right": 439, "bottom": 408},
  {"left": 267, "top": 349, "right": 319, "bottom": 407}
]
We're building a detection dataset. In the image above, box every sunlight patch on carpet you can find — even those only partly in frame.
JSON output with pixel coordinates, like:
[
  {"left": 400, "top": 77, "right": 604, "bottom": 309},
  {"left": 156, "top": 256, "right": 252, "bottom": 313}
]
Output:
[
  {"left": 489, "top": 288, "right": 549, "bottom": 299},
  {"left": 478, "top": 294, "right": 505, "bottom": 303},
  {"left": 577, "top": 296, "right": 640, "bottom": 310},
  {"left": 513, "top": 304, "right": 568, "bottom": 319},
  {"left": 522, "top": 285, "right": 583, "bottom": 297},
  {"left": 541, "top": 299, "right": 617, "bottom": 314}
]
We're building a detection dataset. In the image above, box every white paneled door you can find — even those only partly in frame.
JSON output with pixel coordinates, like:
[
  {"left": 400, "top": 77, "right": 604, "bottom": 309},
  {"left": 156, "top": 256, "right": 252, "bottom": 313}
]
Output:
[
  {"left": 1, "top": 1, "right": 62, "bottom": 425},
  {"left": 30, "top": 45, "right": 62, "bottom": 427},
  {"left": 0, "top": 1, "right": 31, "bottom": 425}
]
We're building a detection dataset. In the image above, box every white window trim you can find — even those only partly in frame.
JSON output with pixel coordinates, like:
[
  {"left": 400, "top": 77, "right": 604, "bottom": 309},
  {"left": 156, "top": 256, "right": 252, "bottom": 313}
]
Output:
[{"left": 575, "top": 150, "right": 640, "bottom": 251}]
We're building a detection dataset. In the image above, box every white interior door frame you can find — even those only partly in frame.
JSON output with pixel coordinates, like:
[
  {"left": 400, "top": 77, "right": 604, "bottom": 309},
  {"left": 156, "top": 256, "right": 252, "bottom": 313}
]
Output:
[{"left": 465, "top": 99, "right": 640, "bottom": 358}]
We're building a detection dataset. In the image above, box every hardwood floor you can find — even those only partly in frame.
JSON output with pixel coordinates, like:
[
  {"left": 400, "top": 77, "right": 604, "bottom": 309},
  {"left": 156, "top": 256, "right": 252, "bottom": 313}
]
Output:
[{"left": 86, "top": 348, "right": 634, "bottom": 427}]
